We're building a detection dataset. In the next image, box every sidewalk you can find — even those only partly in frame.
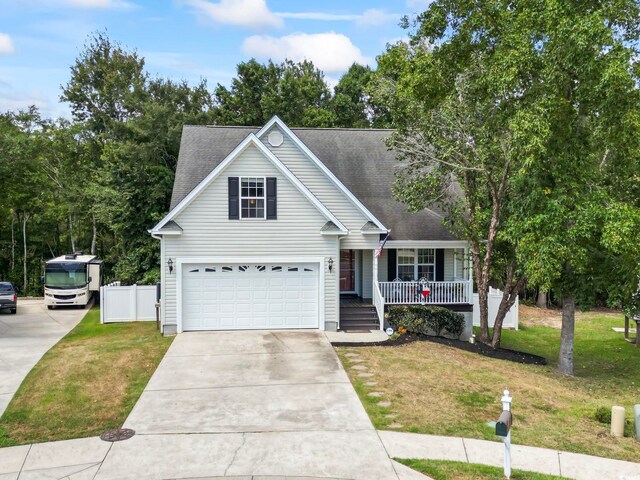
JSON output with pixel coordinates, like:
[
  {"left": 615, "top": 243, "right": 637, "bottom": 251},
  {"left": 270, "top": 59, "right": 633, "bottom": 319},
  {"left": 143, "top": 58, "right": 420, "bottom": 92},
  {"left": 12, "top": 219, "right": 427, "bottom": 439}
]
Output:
[
  {"left": 0, "top": 435, "right": 428, "bottom": 480},
  {"left": 3, "top": 430, "right": 640, "bottom": 479},
  {"left": 378, "top": 430, "right": 640, "bottom": 480}
]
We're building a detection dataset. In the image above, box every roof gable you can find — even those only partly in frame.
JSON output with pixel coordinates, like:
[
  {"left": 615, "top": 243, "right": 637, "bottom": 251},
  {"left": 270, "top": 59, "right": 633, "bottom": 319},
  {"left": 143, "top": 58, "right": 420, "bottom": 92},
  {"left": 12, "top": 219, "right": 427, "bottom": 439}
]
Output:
[
  {"left": 256, "top": 117, "right": 387, "bottom": 232},
  {"left": 151, "top": 134, "right": 347, "bottom": 234}
]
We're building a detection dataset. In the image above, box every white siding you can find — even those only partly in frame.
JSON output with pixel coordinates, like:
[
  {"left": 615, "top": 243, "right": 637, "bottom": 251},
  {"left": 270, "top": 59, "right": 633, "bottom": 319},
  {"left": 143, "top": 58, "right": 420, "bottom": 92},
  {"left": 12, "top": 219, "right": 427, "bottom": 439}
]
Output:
[
  {"left": 163, "top": 144, "right": 339, "bottom": 329},
  {"left": 262, "top": 126, "right": 379, "bottom": 250},
  {"left": 444, "top": 249, "right": 454, "bottom": 280}
]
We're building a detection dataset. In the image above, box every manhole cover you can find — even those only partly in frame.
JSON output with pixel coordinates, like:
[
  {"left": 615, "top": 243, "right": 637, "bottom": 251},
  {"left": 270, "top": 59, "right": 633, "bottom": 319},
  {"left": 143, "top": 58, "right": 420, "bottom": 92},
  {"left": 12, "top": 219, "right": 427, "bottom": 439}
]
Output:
[{"left": 100, "top": 428, "right": 135, "bottom": 442}]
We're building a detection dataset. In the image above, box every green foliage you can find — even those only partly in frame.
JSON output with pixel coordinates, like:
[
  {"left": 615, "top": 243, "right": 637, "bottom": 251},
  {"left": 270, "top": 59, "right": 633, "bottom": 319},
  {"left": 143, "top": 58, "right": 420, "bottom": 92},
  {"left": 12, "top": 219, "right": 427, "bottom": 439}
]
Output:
[
  {"left": 593, "top": 406, "right": 611, "bottom": 425},
  {"left": 387, "top": 305, "right": 464, "bottom": 338}
]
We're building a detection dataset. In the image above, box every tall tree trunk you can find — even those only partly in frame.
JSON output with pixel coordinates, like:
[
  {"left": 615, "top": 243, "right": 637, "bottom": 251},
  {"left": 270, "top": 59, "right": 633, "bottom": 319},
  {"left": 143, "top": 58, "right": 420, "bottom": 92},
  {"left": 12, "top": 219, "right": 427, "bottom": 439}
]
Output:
[
  {"left": 536, "top": 290, "right": 547, "bottom": 309},
  {"left": 22, "top": 214, "right": 29, "bottom": 293},
  {"left": 68, "top": 213, "right": 76, "bottom": 253},
  {"left": 559, "top": 294, "right": 575, "bottom": 375},
  {"left": 91, "top": 212, "right": 97, "bottom": 255}
]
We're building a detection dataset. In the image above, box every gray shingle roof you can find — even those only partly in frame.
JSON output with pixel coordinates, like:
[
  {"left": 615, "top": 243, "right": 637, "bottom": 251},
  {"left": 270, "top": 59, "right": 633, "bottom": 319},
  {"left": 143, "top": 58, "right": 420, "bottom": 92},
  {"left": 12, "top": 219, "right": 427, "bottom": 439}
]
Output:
[{"left": 170, "top": 125, "right": 459, "bottom": 241}]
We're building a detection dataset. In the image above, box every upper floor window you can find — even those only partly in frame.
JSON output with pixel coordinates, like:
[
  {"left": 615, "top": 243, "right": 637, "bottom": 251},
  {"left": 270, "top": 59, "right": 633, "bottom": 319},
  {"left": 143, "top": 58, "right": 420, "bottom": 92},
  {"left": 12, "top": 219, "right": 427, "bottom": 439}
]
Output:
[
  {"left": 240, "top": 177, "right": 265, "bottom": 219},
  {"left": 397, "top": 248, "right": 435, "bottom": 281}
]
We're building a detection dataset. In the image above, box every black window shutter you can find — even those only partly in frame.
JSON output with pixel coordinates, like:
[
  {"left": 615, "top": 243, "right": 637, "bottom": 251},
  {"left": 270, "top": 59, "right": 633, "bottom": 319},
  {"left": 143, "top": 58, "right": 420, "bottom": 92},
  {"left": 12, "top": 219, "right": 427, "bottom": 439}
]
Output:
[
  {"left": 435, "top": 249, "right": 444, "bottom": 281},
  {"left": 228, "top": 177, "right": 239, "bottom": 220},
  {"left": 387, "top": 249, "right": 397, "bottom": 281},
  {"left": 266, "top": 177, "right": 277, "bottom": 220}
]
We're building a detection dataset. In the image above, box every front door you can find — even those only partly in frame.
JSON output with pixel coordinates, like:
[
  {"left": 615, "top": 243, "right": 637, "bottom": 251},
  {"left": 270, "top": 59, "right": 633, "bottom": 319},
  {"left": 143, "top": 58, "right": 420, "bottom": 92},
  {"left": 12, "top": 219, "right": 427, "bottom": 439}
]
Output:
[{"left": 340, "top": 250, "right": 356, "bottom": 292}]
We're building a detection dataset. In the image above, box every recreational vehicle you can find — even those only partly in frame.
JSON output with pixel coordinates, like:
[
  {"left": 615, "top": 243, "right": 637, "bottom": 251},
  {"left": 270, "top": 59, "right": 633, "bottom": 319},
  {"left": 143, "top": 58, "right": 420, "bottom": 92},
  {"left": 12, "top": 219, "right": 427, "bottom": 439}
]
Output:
[{"left": 43, "top": 253, "right": 103, "bottom": 309}]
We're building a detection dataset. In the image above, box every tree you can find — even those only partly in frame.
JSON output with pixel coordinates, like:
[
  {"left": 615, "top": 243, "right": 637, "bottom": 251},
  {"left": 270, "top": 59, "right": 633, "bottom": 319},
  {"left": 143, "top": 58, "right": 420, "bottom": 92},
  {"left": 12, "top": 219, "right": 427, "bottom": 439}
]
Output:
[
  {"left": 332, "top": 63, "right": 374, "bottom": 128},
  {"left": 61, "top": 31, "right": 147, "bottom": 134},
  {"left": 502, "top": 1, "right": 640, "bottom": 374},
  {"left": 375, "top": 0, "right": 640, "bottom": 363},
  {"left": 374, "top": 39, "right": 527, "bottom": 349},
  {"left": 214, "top": 59, "right": 335, "bottom": 127}
]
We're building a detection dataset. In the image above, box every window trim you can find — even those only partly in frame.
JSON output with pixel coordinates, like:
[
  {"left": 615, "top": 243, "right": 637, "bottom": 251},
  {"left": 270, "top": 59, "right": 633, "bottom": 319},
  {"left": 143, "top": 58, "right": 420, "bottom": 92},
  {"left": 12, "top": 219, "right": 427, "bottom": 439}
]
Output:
[
  {"left": 396, "top": 248, "right": 436, "bottom": 281},
  {"left": 239, "top": 176, "right": 267, "bottom": 220}
]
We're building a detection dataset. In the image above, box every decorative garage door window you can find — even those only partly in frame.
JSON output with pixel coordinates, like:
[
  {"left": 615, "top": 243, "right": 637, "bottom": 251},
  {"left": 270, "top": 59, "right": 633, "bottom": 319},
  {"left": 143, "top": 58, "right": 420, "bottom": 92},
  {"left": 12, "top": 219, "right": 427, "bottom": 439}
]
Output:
[{"left": 181, "top": 263, "right": 319, "bottom": 331}]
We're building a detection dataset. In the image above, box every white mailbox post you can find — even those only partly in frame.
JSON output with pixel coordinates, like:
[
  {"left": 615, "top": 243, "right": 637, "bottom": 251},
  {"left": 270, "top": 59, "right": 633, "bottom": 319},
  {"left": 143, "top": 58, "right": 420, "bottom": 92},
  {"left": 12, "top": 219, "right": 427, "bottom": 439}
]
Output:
[{"left": 495, "top": 389, "right": 513, "bottom": 479}]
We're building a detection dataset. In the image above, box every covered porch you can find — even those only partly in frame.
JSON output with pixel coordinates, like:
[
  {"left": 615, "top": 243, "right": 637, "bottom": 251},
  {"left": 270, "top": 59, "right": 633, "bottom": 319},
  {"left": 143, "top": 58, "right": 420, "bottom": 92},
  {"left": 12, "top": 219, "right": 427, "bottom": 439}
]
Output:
[{"left": 339, "top": 241, "right": 474, "bottom": 331}]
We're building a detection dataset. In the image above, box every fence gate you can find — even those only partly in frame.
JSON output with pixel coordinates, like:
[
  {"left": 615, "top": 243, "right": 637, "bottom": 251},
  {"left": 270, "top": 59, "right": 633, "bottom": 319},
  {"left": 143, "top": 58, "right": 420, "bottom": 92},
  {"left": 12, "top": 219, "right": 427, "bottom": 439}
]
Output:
[
  {"left": 100, "top": 284, "right": 157, "bottom": 324},
  {"left": 472, "top": 287, "right": 519, "bottom": 330}
]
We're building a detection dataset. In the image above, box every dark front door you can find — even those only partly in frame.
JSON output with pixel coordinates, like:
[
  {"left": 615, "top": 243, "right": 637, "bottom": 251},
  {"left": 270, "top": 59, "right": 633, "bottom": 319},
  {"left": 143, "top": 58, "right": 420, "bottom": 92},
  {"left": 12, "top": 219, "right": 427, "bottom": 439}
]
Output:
[{"left": 340, "top": 250, "right": 356, "bottom": 292}]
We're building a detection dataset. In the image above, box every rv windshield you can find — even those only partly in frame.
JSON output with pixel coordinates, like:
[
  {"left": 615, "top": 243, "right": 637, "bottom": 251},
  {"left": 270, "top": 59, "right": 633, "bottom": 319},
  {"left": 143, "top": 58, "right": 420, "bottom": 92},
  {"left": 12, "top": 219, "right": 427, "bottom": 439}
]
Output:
[{"left": 45, "top": 263, "right": 88, "bottom": 289}]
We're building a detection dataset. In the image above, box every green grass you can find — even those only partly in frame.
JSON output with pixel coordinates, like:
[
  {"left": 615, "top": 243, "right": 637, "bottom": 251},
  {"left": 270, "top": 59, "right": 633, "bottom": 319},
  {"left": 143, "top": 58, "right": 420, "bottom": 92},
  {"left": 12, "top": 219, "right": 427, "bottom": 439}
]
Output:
[
  {"left": 337, "top": 309, "right": 640, "bottom": 462},
  {"left": 0, "top": 308, "right": 173, "bottom": 447},
  {"left": 396, "top": 459, "right": 567, "bottom": 480}
]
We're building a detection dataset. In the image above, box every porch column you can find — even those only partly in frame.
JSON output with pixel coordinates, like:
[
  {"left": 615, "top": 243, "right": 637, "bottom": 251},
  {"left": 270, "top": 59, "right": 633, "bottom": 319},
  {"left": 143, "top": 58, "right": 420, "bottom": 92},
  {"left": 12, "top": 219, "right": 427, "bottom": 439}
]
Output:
[
  {"left": 372, "top": 250, "right": 378, "bottom": 294},
  {"left": 465, "top": 245, "right": 473, "bottom": 303}
]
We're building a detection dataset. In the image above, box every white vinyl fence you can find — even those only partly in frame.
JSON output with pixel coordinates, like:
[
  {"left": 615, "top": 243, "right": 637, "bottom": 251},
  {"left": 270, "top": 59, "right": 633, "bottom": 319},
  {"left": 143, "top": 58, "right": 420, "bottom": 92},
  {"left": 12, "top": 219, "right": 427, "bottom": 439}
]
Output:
[
  {"left": 100, "top": 284, "right": 157, "bottom": 324},
  {"left": 473, "top": 287, "right": 519, "bottom": 330}
]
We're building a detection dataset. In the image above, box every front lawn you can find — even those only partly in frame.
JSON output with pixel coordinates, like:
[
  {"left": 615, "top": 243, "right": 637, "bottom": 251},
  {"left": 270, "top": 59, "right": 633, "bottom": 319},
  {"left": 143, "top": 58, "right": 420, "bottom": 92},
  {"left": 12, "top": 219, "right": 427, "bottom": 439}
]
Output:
[
  {"left": 337, "top": 309, "right": 640, "bottom": 462},
  {"left": 396, "top": 459, "right": 566, "bottom": 480},
  {"left": 0, "top": 308, "right": 172, "bottom": 446}
]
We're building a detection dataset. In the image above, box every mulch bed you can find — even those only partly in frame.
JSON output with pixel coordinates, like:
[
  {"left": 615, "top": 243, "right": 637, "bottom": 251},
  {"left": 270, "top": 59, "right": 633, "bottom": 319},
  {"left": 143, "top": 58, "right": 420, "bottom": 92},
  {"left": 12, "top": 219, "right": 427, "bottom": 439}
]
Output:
[{"left": 331, "top": 333, "right": 547, "bottom": 365}]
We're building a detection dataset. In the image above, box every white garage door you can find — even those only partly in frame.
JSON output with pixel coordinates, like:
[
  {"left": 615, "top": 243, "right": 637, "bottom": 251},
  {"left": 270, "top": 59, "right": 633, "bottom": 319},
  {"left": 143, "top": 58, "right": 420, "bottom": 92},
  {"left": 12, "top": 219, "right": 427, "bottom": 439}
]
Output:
[{"left": 181, "top": 263, "right": 319, "bottom": 331}]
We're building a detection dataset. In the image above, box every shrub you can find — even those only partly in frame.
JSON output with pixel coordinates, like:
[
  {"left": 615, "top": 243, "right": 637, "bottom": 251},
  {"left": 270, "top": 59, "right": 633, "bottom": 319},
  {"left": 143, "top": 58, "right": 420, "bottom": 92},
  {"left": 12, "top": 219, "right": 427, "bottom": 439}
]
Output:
[
  {"left": 387, "top": 305, "right": 465, "bottom": 338},
  {"left": 594, "top": 406, "right": 611, "bottom": 425}
]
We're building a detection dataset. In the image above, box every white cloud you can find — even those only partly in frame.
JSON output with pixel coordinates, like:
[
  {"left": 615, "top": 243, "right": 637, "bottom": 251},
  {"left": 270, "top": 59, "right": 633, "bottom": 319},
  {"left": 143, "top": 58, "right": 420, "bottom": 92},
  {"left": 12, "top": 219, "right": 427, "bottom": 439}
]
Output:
[
  {"left": 276, "top": 9, "right": 399, "bottom": 27},
  {"left": 0, "top": 33, "right": 15, "bottom": 54},
  {"left": 184, "top": 0, "right": 283, "bottom": 30},
  {"left": 242, "top": 32, "right": 370, "bottom": 73}
]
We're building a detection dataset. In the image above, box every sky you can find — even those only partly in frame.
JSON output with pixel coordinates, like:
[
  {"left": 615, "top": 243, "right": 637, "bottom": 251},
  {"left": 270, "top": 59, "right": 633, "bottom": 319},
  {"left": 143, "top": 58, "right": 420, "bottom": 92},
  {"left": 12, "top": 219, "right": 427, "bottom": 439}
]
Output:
[{"left": 0, "top": 0, "right": 431, "bottom": 119}]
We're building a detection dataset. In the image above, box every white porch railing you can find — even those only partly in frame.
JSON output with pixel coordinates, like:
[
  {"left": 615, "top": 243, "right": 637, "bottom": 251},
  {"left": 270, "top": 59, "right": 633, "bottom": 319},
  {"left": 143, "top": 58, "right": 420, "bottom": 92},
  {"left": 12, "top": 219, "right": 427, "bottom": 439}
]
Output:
[
  {"left": 373, "top": 280, "right": 385, "bottom": 330},
  {"left": 378, "top": 280, "right": 473, "bottom": 305}
]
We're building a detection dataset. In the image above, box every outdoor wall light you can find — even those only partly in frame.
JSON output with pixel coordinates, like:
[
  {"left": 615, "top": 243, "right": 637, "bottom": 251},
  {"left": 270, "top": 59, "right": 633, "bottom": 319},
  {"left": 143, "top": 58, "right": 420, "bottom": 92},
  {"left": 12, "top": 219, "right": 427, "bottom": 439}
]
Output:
[
  {"left": 328, "top": 257, "right": 334, "bottom": 273},
  {"left": 167, "top": 258, "right": 174, "bottom": 274}
]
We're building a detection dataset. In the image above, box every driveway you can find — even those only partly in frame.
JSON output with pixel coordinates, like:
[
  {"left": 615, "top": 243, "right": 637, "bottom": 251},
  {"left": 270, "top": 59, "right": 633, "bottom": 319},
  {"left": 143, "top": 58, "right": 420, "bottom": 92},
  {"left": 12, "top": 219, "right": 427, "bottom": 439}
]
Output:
[
  {"left": 94, "top": 331, "right": 406, "bottom": 480},
  {"left": 0, "top": 299, "right": 88, "bottom": 416}
]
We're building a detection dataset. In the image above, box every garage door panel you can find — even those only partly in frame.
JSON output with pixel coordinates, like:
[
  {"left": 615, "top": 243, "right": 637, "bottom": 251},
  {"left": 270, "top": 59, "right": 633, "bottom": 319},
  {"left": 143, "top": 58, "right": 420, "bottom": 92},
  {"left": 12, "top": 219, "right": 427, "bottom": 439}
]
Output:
[{"left": 181, "top": 263, "right": 319, "bottom": 331}]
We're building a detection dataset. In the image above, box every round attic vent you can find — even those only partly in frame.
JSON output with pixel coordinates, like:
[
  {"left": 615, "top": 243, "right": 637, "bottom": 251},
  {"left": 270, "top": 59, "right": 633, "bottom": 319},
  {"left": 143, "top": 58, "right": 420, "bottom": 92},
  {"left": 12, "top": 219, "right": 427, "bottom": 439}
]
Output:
[{"left": 268, "top": 130, "right": 284, "bottom": 147}]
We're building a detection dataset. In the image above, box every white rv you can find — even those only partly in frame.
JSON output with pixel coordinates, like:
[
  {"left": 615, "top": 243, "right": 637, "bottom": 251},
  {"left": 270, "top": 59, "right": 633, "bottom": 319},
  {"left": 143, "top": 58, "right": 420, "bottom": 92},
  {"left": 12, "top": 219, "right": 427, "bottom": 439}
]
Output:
[{"left": 43, "top": 253, "right": 103, "bottom": 309}]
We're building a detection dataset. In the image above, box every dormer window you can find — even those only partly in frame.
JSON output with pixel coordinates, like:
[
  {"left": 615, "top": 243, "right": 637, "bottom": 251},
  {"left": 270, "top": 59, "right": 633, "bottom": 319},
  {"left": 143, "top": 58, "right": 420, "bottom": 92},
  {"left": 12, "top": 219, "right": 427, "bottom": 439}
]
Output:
[{"left": 240, "top": 177, "right": 265, "bottom": 219}]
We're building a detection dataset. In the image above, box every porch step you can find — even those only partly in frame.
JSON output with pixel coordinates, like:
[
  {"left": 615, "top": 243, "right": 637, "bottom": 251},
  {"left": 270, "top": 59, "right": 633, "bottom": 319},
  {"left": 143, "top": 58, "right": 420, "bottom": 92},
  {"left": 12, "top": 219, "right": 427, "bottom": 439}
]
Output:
[
  {"left": 340, "top": 305, "right": 380, "bottom": 331},
  {"left": 341, "top": 308, "right": 377, "bottom": 317}
]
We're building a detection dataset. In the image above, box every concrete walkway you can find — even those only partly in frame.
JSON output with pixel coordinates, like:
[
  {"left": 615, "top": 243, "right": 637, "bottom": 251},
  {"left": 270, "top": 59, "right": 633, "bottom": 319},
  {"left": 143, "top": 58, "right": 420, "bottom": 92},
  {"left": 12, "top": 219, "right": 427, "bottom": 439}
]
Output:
[
  {"left": 0, "top": 299, "right": 88, "bottom": 416},
  {"left": 378, "top": 430, "right": 640, "bottom": 480}
]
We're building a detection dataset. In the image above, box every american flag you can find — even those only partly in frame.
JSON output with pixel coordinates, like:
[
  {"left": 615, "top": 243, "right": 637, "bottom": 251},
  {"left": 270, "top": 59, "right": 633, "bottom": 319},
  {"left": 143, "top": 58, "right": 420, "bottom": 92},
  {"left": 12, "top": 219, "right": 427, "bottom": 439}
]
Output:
[{"left": 375, "top": 233, "right": 390, "bottom": 258}]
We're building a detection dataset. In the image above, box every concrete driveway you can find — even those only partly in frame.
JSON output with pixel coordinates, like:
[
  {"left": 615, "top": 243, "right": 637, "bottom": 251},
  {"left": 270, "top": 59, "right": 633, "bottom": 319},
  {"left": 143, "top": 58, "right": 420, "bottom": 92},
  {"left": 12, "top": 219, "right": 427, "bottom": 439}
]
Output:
[
  {"left": 0, "top": 299, "right": 88, "bottom": 416},
  {"left": 94, "top": 331, "right": 406, "bottom": 480}
]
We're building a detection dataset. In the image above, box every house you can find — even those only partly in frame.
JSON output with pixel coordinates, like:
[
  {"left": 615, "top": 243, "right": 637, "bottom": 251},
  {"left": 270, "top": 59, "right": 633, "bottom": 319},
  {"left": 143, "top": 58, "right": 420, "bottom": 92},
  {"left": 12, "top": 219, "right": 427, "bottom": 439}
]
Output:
[{"left": 150, "top": 116, "right": 473, "bottom": 336}]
